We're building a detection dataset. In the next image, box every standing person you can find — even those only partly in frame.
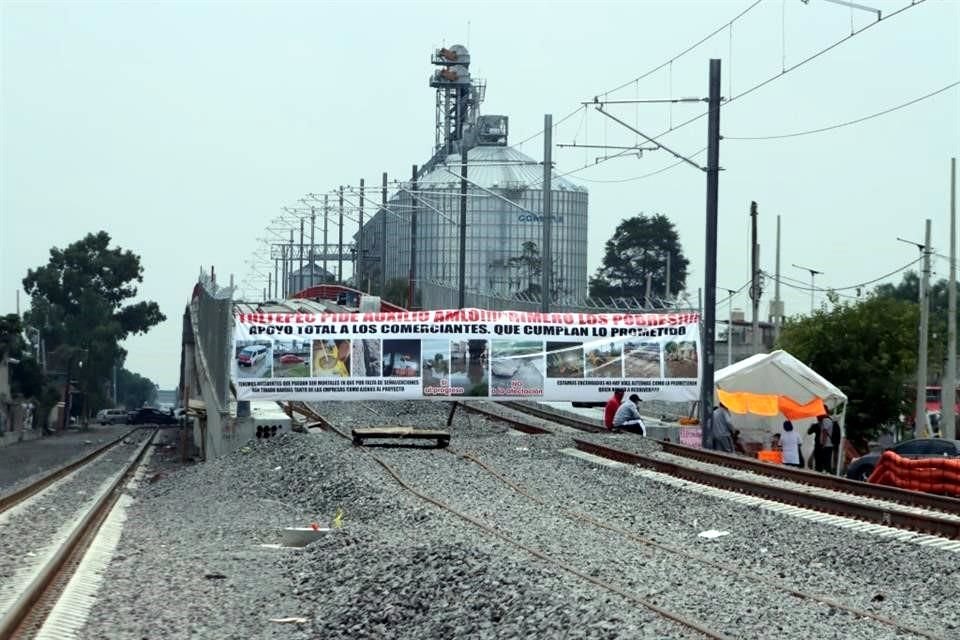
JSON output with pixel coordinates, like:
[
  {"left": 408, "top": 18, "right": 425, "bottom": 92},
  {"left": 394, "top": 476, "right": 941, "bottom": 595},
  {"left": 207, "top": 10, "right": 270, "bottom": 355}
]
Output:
[
  {"left": 612, "top": 394, "right": 646, "bottom": 435},
  {"left": 781, "top": 420, "right": 802, "bottom": 467},
  {"left": 807, "top": 420, "right": 823, "bottom": 470},
  {"left": 604, "top": 388, "right": 625, "bottom": 430},
  {"left": 814, "top": 413, "right": 837, "bottom": 473},
  {"left": 711, "top": 403, "right": 735, "bottom": 453}
]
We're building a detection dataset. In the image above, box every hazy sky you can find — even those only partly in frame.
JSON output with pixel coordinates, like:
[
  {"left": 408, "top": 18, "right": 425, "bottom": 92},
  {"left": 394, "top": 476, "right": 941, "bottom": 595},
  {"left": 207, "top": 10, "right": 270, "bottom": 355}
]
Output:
[{"left": 2, "top": 0, "right": 958, "bottom": 389}]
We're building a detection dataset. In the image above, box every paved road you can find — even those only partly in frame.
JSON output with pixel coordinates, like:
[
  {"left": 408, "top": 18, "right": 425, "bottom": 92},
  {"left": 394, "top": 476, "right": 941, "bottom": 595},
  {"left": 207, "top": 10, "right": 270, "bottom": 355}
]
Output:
[{"left": 0, "top": 423, "right": 131, "bottom": 493}]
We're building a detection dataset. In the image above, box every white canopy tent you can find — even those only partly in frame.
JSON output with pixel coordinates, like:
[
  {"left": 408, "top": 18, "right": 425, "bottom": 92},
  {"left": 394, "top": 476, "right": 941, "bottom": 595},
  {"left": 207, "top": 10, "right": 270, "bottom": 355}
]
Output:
[{"left": 714, "top": 350, "right": 848, "bottom": 475}]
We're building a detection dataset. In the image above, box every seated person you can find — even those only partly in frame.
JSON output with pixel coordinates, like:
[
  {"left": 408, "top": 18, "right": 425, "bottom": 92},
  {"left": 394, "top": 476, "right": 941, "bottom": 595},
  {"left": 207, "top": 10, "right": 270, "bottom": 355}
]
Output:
[{"left": 612, "top": 394, "right": 646, "bottom": 435}]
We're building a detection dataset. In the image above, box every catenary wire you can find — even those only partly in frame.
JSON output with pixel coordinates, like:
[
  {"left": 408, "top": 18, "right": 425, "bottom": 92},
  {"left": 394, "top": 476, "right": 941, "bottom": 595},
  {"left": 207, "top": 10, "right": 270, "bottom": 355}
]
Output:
[
  {"left": 510, "top": 0, "right": 764, "bottom": 149},
  {"left": 549, "top": 0, "right": 928, "bottom": 185},
  {"left": 761, "top": 256, "right": 923, "bottom": 293},
  {"left": 724, "top": 80, "right": 959, "bottom": 140}
]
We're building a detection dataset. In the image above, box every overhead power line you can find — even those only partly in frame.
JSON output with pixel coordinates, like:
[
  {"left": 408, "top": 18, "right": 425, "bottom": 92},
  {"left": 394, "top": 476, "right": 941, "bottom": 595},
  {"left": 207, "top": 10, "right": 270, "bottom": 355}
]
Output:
[
  {"left": 725, "top": 80, "right": 959, "bottom": 140},
  {"left": 761, "top": 256, "right": 923, "bottom": 293},
  {"left": 511, "top": 0, "right": 764, "bottom": 149},
  {"left": 547, "top": 0, "right": 929, "bottom": 186}
]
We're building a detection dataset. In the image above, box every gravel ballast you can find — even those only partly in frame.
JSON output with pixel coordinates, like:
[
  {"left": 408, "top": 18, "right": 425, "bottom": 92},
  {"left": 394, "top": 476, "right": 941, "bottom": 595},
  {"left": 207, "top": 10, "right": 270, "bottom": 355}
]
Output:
[{"left": 75, "top": 401, "right": 958, "bottom": 639}]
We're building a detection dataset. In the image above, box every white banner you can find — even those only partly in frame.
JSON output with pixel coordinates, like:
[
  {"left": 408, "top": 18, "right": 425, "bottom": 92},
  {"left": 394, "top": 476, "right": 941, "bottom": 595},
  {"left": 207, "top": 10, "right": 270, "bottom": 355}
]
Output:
[{"left": 231, "top": 309, "right": 701, "bottom": 402}]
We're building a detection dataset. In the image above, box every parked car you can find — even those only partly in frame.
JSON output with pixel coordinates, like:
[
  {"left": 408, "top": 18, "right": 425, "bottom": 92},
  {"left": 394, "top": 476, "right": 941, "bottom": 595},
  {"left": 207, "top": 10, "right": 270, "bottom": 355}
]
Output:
[
  {"left": 279, "top": 354, "right": 305, "bottom": 364},
  {"left": 95, "top": 408, "right": 128, "bottom": 425},
  {"left": 846, "top": 438, "right": 960, "bottom": 481},
  {"left": 127, "top": 407, "right": 179, "bottom": 426}
]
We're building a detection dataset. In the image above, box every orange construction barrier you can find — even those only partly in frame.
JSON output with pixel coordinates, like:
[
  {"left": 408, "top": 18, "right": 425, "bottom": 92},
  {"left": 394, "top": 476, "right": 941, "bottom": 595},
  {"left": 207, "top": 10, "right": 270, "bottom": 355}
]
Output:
[{"left": 867, "top": 450, "right": 960, "bottom": 497}]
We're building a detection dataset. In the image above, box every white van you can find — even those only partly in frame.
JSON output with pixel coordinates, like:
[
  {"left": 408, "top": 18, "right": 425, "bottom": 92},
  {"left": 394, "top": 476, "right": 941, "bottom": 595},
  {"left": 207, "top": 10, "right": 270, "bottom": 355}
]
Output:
[{"left": 237, "top": 345, "right": 268, "bottom": 367}]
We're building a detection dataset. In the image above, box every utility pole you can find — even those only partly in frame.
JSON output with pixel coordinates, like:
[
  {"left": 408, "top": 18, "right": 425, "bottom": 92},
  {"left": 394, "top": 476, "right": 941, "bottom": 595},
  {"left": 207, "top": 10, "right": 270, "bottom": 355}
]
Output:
[
  {"left": 772, "top": 215, "right": 783, "bottom": 342},
  {"left": 338, "top": 187, "right": 344, "bottom": 286},
  {"left": 750, "top": 201, "right": 762, "bottom": 354},
  {"left": 309, "top": 206, "right": 316, "bottom": 289},
  {"left": 793, "top": 264, "right": 822, "bottom": 314},
  {"left": 381, "top": 172, "right": 388, "bottom": 296},
  {"left": 267, "top": 272, "right": 272, "bottom": 300},
  {"left": 700, "top": 59, "right": 722, "bottom": 438},
  {"left": 947, "top": 158, "right": 958, "bottom": 440},
  {"left": 541, "top": 113, "right": 553, "bottom": 313},
  {"left": 359, "top": 178, "right": 365, "bottom": 292},
  {"left": 323, "top": 194, "right": 329, "bottom": 282},
  {"left": 409, "top": 165, "right": 419, "bottom": 309},
  {"left": 288, "top": 230, "right": 294, "bottom": 297},
  {"left": 644, "top": 273, "right": 653, "bottom": 308},
  {"left": 459, "top": 148, "right": 468, "bottom": 308},
  {"left": 665, "top": 252, "right": 672, "bottom": 304},
  {"left": 915, "top": 219, "right": 932, "bottom": 437},
  {"left": 298, "top": 217, "right": 305, "bottom": 295},
  {"left": 273, "top": 258, "right": 279, "bottom": 300}
]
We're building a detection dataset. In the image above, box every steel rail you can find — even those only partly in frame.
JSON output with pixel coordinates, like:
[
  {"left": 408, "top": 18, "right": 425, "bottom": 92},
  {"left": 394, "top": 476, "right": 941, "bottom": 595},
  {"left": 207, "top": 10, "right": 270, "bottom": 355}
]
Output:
[
  {"left": 1, "top": 429, "right": 157, "bottom": 639},
  {"left": 573, "top": 439, "right": 960, "bottom": 540},
  {"left": 659, "top": 440, "right": 960, "bottom": 515},
  {"left": 0, "top": 427, "right": 143, "bottom": 516}
]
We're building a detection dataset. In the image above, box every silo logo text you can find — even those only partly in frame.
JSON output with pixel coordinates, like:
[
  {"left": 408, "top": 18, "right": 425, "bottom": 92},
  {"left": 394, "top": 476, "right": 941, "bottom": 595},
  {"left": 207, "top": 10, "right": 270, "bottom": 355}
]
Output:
[{"left": 517, "top": 214, "right": 564, "bottom": 223}]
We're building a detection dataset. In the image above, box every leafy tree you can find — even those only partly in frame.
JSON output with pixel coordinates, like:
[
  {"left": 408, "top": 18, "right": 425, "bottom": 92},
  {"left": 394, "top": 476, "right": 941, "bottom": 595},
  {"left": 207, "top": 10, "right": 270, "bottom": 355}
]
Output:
[
  {"left": 116, "top": 368, "right": 158, "bottom": 409},
  {"left": 777, "top": 295, "right": 919, "bottom": 441},
  {"left": 0, "top": 314, "right": 25, "bottom": 359},
  {"left": 22, "top": 232, "right": 166, "bottom": 419},
  {"left": 874, "top": 270, "right": 953, "bottom": 379},
  {"left": 589, "top": 213, "right": 689, "bottom": 302}
]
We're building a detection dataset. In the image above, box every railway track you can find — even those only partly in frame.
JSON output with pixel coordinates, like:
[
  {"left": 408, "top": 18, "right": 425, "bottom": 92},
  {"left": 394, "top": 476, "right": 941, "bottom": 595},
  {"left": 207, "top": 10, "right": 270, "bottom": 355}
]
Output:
[
  {"left": 0, "top": 428, "right": 156, "bottom": 639},
  {"left": 490, "top": 401, "right": 960, "bottom": 538},
  {"left": 0, "top": 428, "right": 143, "bottom": 516},
  {"left": 299, "top": 401, "right": 951, "bottom": 640}
]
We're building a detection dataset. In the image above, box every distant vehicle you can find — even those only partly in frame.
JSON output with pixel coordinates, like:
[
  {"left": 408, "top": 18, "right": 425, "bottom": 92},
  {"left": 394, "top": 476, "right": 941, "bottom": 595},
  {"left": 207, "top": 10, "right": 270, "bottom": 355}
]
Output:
[
  {"left": 237, "top": 345, "right": 268, "bottom": 367},
  {"left": 127, "top": 407, "right": 178, "bottom": 426},
  {"left": 846, "top": 438, "right": 960, "bottom": 481},
  {"left": 279, "top": 354, "right": 305, "bottom": 364},
  {"left": 95, "top": 408, "right": 128, "bottom": 425}
]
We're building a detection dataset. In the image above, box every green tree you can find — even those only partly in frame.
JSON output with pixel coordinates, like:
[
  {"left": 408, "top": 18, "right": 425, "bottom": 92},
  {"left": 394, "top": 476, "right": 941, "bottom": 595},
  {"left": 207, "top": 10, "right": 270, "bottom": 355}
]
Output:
[
  {"left": 0, "top": 314, "right": 25, "bottom": 359},
  {"left": 116, "top": 368, "right": 158, "bottom": 409},
  {"left": 588, "top": 213, "right": 689, "bottom": 302},
  {"left": 777, "top": 295, "right": 919, "bottom": 441},
  {"left": 22, "top": 232, "right": 166, "bottom": 418}
]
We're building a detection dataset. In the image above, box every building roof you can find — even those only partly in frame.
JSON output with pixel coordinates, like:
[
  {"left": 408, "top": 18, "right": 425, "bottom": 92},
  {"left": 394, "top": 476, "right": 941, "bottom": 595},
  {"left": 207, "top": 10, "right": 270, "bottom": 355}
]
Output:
[{"left": 416, "top": 145, "right": 586, "bottom": 192}]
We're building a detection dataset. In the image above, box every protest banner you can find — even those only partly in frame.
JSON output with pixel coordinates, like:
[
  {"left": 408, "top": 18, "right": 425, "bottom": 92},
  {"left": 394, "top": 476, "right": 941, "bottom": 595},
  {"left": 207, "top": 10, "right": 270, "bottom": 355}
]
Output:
[{"left": 231, "top": 309, "right": 700, "bottom": 402}]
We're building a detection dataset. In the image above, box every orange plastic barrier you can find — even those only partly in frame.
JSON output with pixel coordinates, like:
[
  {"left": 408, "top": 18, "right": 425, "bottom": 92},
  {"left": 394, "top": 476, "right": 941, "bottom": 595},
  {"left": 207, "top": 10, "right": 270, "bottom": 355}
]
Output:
[{"left": 867, "top": 450, "right": 960, "bottom": 497}]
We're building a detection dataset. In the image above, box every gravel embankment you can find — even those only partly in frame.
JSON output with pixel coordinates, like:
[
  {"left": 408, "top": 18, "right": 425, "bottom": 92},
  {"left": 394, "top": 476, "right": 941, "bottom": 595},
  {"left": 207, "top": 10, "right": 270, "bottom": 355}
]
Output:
[{"left": 77, "top": 401, "right": 958, "bottom": 639}]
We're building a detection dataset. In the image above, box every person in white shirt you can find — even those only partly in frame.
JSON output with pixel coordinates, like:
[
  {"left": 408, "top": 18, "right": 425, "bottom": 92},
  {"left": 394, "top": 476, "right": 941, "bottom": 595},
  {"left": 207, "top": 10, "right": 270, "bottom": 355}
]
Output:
[
  {"left": 780, "top": 420, "right": 802, "bottom": 467},
  {"left": 612, "top": 394, "right": 646, "bottom": 435}
]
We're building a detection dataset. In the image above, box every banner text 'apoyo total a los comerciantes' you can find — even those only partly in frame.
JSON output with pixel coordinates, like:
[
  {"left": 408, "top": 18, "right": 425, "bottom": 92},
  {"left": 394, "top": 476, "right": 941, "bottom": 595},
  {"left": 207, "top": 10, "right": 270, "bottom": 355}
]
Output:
[{"left": 231, "top": 309, "right": 701, "bottom": 402}]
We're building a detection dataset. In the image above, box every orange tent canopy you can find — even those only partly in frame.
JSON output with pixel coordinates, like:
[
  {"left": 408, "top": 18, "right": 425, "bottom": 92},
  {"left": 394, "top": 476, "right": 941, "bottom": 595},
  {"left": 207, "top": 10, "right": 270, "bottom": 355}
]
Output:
[{"left": 716, "top": 389, "right": 826, "bottom": 421}]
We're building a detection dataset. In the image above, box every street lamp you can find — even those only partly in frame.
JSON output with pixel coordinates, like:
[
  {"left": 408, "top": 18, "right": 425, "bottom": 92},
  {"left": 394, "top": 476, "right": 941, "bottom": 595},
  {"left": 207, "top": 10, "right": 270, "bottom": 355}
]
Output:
[{"left": 792, "top": 264, "right": 823, "bottom": 313}]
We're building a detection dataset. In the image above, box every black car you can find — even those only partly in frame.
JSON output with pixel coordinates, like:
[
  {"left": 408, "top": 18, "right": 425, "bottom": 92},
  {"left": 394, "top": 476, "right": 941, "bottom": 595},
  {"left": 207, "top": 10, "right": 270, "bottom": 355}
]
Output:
[
  {"left": 127, "top": 407, "right": 179, "bottom": 426},
  {"left": 845, "top": 438, "right": 960, "bottom": 481}
]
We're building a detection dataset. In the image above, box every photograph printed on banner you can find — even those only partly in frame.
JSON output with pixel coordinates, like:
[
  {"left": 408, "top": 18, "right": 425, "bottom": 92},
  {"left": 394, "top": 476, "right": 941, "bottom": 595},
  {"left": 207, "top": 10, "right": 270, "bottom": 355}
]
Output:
[
  {"left": 623, "top": 340, "right": 663, "bottom": 378},
  {"left": 233, "top": 340, "right": 273, "bottom": 379},
  {"left": 272, "top": 339, "right": 311, "bottom": 378},
  {"left": 490, "top": 340, "right": 544, "bottom": 396},
  {"left": 546, "top": 341, "right": 584, "bottom": 379},
  {"left": 313, "top": 339, "right": 351, "bottom": 378},
  {"left": 664, "top": 340, "right": 698, "bottom": 378},
  {"left": 449, "top": 340, "right": 488, "bottom": 396},
  {"left": 584, "top": 340, "right": 623, "bottom": 378},
  {"left": 382, "top": 339, "right": 420, "bottom": 378},
  {"left": 351, "top": 339, "right": 381, "bottom": 377},
  {"left": 421, "top": 339, "right": 451, "bottom": 393}
]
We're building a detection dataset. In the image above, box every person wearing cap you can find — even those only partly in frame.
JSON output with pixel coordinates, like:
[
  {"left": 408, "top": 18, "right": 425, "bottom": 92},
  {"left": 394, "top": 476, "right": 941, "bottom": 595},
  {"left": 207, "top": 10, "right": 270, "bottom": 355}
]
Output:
[
  {"left": 612, "top": 394, "right": 646, "bottom": 435},
  {"left": 603, "top": 388, "right": 626, "bottom": 430}
]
